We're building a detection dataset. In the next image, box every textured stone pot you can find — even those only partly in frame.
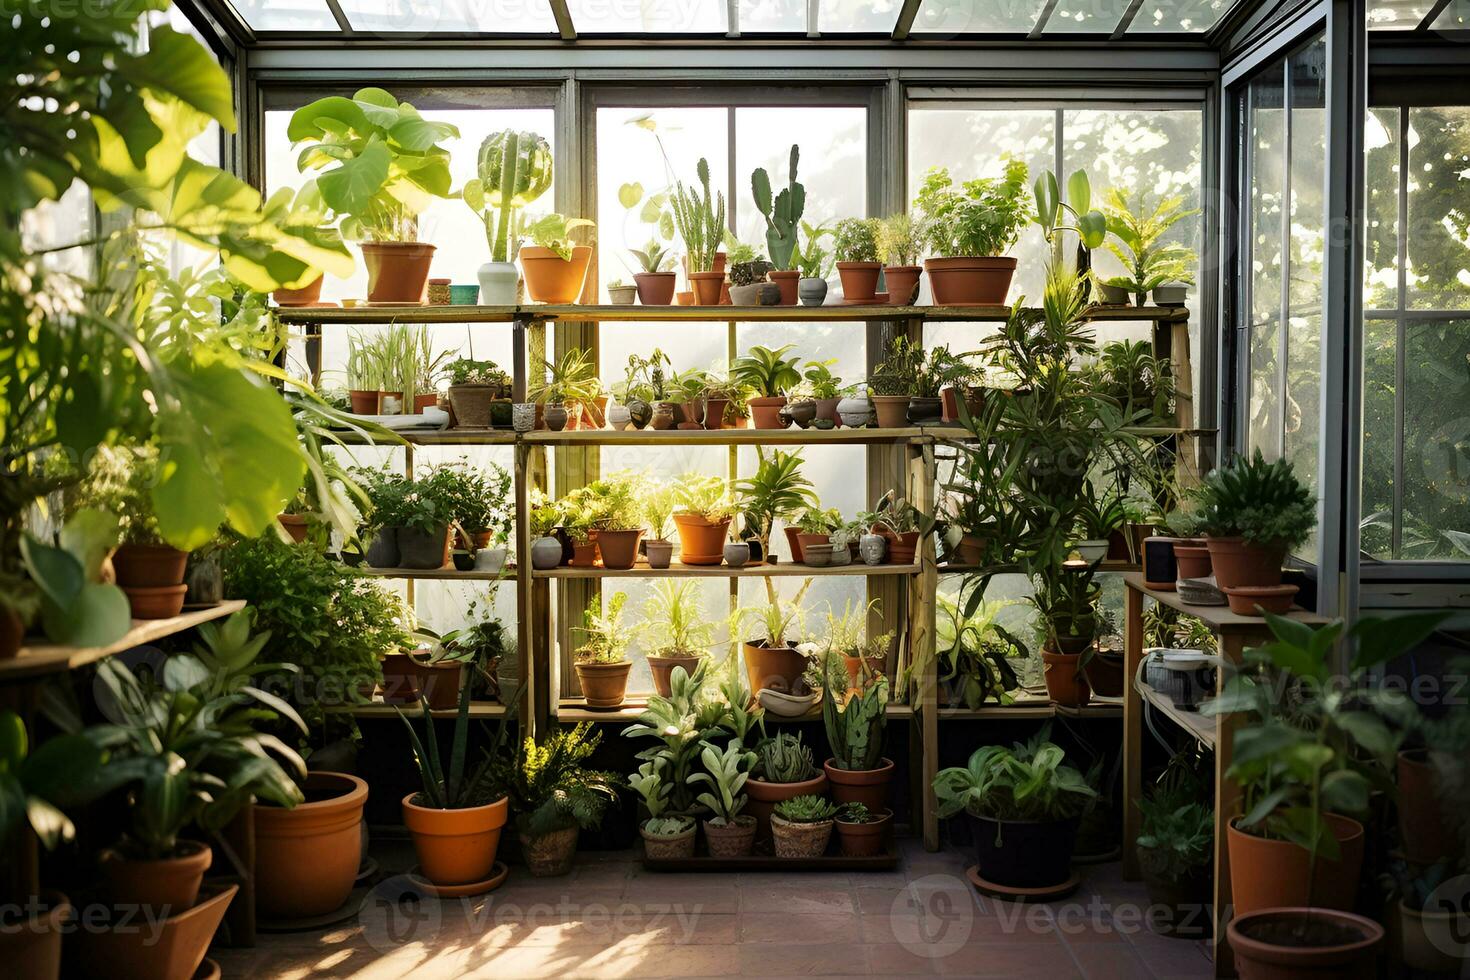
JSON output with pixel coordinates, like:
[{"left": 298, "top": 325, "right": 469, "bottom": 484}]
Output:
[{"left": 798, "top": 277, "right": 828, "bottom": 306}]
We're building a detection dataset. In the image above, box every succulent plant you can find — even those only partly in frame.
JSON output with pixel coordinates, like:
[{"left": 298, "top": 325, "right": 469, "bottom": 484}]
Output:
[
  {"left": 774, "top": 794, "right": 837, "bottom": 823},
  {"left": 754, "top": 731, "right": 816, "bottom": 783}
]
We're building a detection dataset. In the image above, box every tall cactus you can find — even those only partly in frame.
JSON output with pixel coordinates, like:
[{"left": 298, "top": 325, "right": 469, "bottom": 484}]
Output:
[
  {"left": 465, "top": 129, "right": 553, "bottom": 263},
  {"left": 751, "top": 144, "right": 805, "bottom": 271}
]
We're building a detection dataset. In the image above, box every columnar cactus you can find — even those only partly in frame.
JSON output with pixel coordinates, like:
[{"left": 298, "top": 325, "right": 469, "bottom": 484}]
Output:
[{"left": 751, "top": 144, "right": 805, "bottom": 271}]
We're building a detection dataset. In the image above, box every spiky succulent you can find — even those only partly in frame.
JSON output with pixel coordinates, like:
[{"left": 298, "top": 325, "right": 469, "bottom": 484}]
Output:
[
  {"left": 754, "top": 732, "right": 816, "bottom": 784},
  {"left": 774, "top": 794, "right": 837, "bottom": 823},
  {"left": 1196, "top": 449, "right": 1316, "bottom": 550}
]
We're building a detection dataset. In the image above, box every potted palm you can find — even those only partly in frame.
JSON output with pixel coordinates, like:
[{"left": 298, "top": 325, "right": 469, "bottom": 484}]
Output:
[
  {"left": 771, "top": 795, "right": 838, "bottom": 858},
  {"left": 572, "top": 592, "right": 635, "bottom": 708},
  {"left": 689, "top": 739, "right": 759, "bottom": 857},
  {"left": 289, "top": 87, "right": 458, "bottom": 304},
  {"left": 832, "top": 216, "right": 881, "bottom": 302},
  {"left": 669, "top": 157, "right": 727, "bottom": 305},
  {"left": 520, "top": 212, "right": 595, "bottom": 304},
  {"left": 751, "top": 144, "right": 805, "bottom": 305},
  {"left": 671, "top": 474, "right": 742, "bottom": 565},
  {"left": 746, "top": 731, "right": 828, "bottom": 845},
  {"left": 462, "top": 128, "right": 553, "bottom": 304},
  {"left": 821, "top": 647, "right": 894, "bottom": 810},
  {"left": 630, "top": 238, "right": 677, "bottom": 305},
  {"left": 1195, "top": 449, "right": 1315, "bottom": 595},
  {"left": 877, "top": 212, "right": 924, "bottom": 305},
  {"left": 914, "top": 159, "right": 1031, "bottom": 305},
  {"left": 641, "top": 580, "right": 714, "bottom": 697},
  {"left": 731, "top": 343, "right": 802, "bottom": 429}
]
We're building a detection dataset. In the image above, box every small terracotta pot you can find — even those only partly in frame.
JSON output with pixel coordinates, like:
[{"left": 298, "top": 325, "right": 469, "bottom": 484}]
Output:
[
  {"left": 1227, "top": 813, "right": 1365, "bottom": 917},
  {"left": 362, "top": 241, "right": 435, "bottom": 304},
  {"left": 1222, "top": 584, "right": 1299, "bottom": 616},
  {"left": 1173, "top": 541, "right": 1212, "bottom": 579},
  {"left": 520, "top": 827, "right": 579, "bottom": 877},
  {"left": 672, "top": 514, "right": 731, "bottom": 565},
  {"left": 99, "top": 839, "right": 212, "bottom": 913},
  {"left": 278, "top": 514, "right": 308, "bottom": 543},
  {"left": 1227, "top": 907, "right": 1382, "bottom": 980},
  {"left": 520, "top": 245, "right": 592, "bottom": 304},
  {"left": 689, "top": 270, "right": 724, "bottom": 305},
  {"left": 113, "top": 544, "right": 188, "bottom": 588},
  {"left": 771, "top": 814, "right": 834, "bottom": 858},
  {"left": 824, "top": 758, "right": 894, "bottom": 812},
  {"left": 702, "top": 816, "right": 756, "bottom": 858},
  {"left": 641, "top": 822, "right": 696, "bottom": 860},
  {"left": 253, "top": 771, "right": 368, "bottom": 918},
  {"left": 594, "top": 528, "right": 643, "bottom": 570},
  {"left": 121, "top": 584, "right": 188, "bottom": 619},
  {"left": 633, "top": 271, "right": 676, "bottom": 305},
  {"left": 1397, "top": 749, "right": 1461, "bottom": 865},
  {"left": 272, "top": 275, "right": 323, "bottom": 306},
  {"left": 743, "top": 640, "right": 808, "bottom": 694},
  {"left": 649, "top": 653, "right": 704, "bottom": 697},
  {"left": 1205, "top": 535, "right": 1286, "bottom": 589},
  {"left": 747, "top": 395, "right": 788, "bottom": 429},
  {"left": 1, "top": 890, "right": 68, "bottom": 980},
  {"left": 746, "top": 773, "right": 829, "bottom": 845},
  {"left": 883, "top": 265, "right": 922, "bottom": 305},
  {"left": 836, "top": 809, "right": 892, "bottom": 857},
  {"left": 1041, "top": 648, "right": 1091, "bottom": 706},
  {"left": 924, "top": 255, "right": 1016, "bottom": 305},
  {"left": 767, "top": 269, "right": 799, "bottom": 305},
  {"left": 402, "top": 793, "right": 508, "bottom": 887},
  {"left": 575, "top": 660, "right": 632, "bottom": 708},
  {"left": 836, "top": 261, "right": 881, "bottom": 301},
  {"left": 68, "top": 883, "right": 236, "bottom": 980},
  {"left": 870, "top": 395, "right": 911, "bottom": 429}
]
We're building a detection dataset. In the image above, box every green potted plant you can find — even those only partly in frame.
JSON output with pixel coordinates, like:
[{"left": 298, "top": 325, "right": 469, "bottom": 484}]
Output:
[
  {"left": 731, "top": 343, "right": 802, "bottom": 429},
  {"left": 821, "top": 647, "right": 894, "bottom": 810},
  {"left": 462, "top": 129, "right": 551, "bottom": 305},
  {"left": 1101, "top": 187, "right": 1198, "bottom": 307},
  {"left": 751, "top": 144, "right": 805, "bottom": 304},
  {"left": 1134, "top": 771, "right": 1213, "bottom": 936},
  {"left": 736, "top": 447, "right": 816, "bottom": 562},
  {"left": 671, "top": 474, "right": 742, "bottom": 565},
  {"left": 867, "top": 335, "right": 923, "bottom": 428},
  {"left": 914, "top": 159, "right": 1031, "bottom": 305},
  {"left": 1195, "top": 449, "right": 1315, "bottom": 597},
  {"left": 520, "top": 212, "right": 595, "bottom": 304},
  {"left": 876, "top": 212, "right": 925, "bottom": 305},
  {"left": 629, "top": 760, "right": 696, "bottom": 859},
  {"left": 669, "top": 157, "right": 727, "bottom": 304},
  {"left": 630, "top": 238, "right": 677, "bottom": 305},
  {"left": 771, "top": 794, "right": 837, "bottom": 858},
  {"left": 794, "top": 220, "right": 833, "bottom": 306},
  {"left": 641, "top": 580, "right": 714, "bottom": 696},
  {"left": 832, "top": 216, "right": 881, "bottom": 302},
  {"left": 932, "top": 729, "right": 1097, "bottom": 890},
  {"left": 746, "top": 731, "right": 828, "bottom": 845},
  {"left": 689, "top": 738, "right": 759, "bottom": 857},
  {"left": 445, "top": 357, "right": 511, "bottom": 429},
  {"left": 573, "top": 591, "right": 635, "bottom": 708},
  {"left": 834, "top": 801, "right": 892, "bottom": 857},
  {"left": 290, "top": 87, "right": 458, "bottom": 304}
]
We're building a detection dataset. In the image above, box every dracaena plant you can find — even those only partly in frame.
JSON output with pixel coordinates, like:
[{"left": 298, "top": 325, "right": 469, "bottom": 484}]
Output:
[{"left": 462, "top": 129, "right": 553, "bottom": 264}]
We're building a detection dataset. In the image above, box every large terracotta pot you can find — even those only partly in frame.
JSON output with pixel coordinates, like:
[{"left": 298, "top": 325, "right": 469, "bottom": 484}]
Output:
[
  {"left": 520, "top": 827, "right": 578, "bottom": 877},
  {"left": 883, "top": 265, "right": 922, "bottom": 305},
  {"left": 743, "top": 640, "right": 808, "bottom": 694},
  {"left": 746, "top": 773, "right": 829, "bottom": 845},
  {"left": 924, "top": 255, "right": 1017, "bottom": 305},
  {"left": 574, "top": 660, "right": 632, "bottom": 708},
  {"left": 767, "top": 269, "right": 799, "bottom": 305},
  {"left": 1227, "top": 814, "right": 1365, "bottom": 917},
  {"left": 824, "top": 758, "right": 894, "bottom": 812},
  {"left": 362, "top": 241, "right": 435, "bottom": 304},
  {"left": 689, "top": 271, "right": 724, "bottom": 305},
  {"left": 402, "top": 793, "right": 508, "bottom": 887},
  {"left": 113, "top": 544, "right": 188, "bottom": 588},
  {"left": 253, "top": 771, "right": 368, "bottom": 918},
  {"left": 520, "top": 245, "right": 591, "bottom": 304},
  {"left": 870, "top": 395, "right": 910, "bottom": 429},
  {"left": 649, "top": 653, "right": 704, "bottom": 697},
  {"left": 672, "top": 514, "right": 731, "bottom": 565},
  {"left": 1205, "top": 535, "right": 1286, "bottom": 589},
  {"left": 2, "top": 890, "right": 68, "bottom": 980},
  {"left": 1396, "top": 749, "right": 1461, "bottom": 865},
  {"left": 1041, "top": 648, "right": 1091, "bottom": 707},
  {"left": 594, "top": 528, "right": 643, "bottom": 570},
  {"left": 1228, "top": 907, "right": 1383, "bottom": 980},
  {"left": 747, "top": 395, "right": 788, "bottom": 429},
  {"left": 272, "top": 275, "right": 323, "bottom": 306},
  {"left": 99, "top": 839, "right": 212, "bottom": 913},
  {"left": 69, "top": 883, "right": 237, "bottom": 980},
  {"left": 633, "top": 271, "right": 676, "bottom": 305}
]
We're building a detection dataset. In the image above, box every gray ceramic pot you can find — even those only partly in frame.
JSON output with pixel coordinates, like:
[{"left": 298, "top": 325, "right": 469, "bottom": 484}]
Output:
[
  {"left": 531, "top": 536, "right": 564, "bottom": 570},
  {"left": 798, "top": 277, "right": 828, "bottom": 306}
]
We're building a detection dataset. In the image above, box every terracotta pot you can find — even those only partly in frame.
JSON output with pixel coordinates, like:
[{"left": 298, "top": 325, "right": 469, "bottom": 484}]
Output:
[
  {"left": 1084, "top": 650, "right": 1125, "bottom": 698},
  {"left": 272, "top": 275, "right": 324, "bottom": 306},
  {"left": 253, "top": 771, "right": 368, "bottom": 918},
  {"left": 747, "top": 395, "right": 788, "bottom": 429},
  {"left": 771, "top": 814, "right": 834, "bottom": 858},
  {"left": 1041, "top": 648, "right": 1092, "bottom": 707},
  {"left": 836, "top": 809, "right": 892, "bottom": 857},
  {"left": 1222, "top": 584, "right": 1299, "bottom": 616},
  {"left": 402, "top": 793, "right": 508, "bottom": 887},
  {"left": 520, "top": 245, "right": 592, "bottom": 304},
  {"left": 767, "top": 269, "right": 799, "bottom": 305},
  {"left": 870, "top": 395, "right": 910, "bottom": 429},
  {"left": 278, "top": 513, "right": 308, "bottom": 543},
  {"left": 689, "top": 270, "right": 724, "bottom": 305},
  {"left": 633, "top": 271, "right": 676, "bottom": 305},
  {"left": 1228, "top": 907, "right": 1383, "bottom": 980},
  {"left": 68, "top": 883, "right": 237, "bottom": 980},
  {"left": 1397, "top": 749, "right": 1461, "bottom": 865},
  {"left": 595, "top": 528, "right": 643, "bottom": 570},
  {"left": 99, "top": 839, "right": 212, "bottom": 913},
  {"left": 746, "top": 773, "right": 829, "bottom": 845},
  {"left": 397, "top": 525, "right": 451, "bottom": 570},
  {"left": 348, "top": 389, "right": 381, "bottom": 414},
  {"left": 113, "top": 544, "right": 188, "bottom": 588},
  {"left": 641, "top": 822, "right": 696, "bottom": 860},
  {"left": 1174, "top": 542, "right": 1212, "bottom": 579},
  {"left": 743, "top": 640, "right": 808, "bottom": 694},
  {"left": 120, "top": 584, "right": 187, "bottom": 620},
  {"left": 702, "top": 816, "right": 756, "bottom": 858},
  {"left": 649, "top": 653, "right": 704, "bottom": 697},
  {"left": 1205, "top": 535, "right": 1286, "bottom": 589},
  {"left": 824, "top": 758, "right": 894, "bottom": 812},
  {"left": 924, "top": 255, "right": 1017, "bottom": 305},
  {"left": 673, "top": 514, "right": 731, "bottom": 565},
  {"left": 883, "top": 265, "right": 922, "bottom": 305},
  {"left": 520, "top": 827, "right": 578, "bottom": 877},
  {"left": 1228, "top": 814, "right": 1365, "bottom": 916},
  {"left": 362, "top": 241, "right": 435, "bottom": 304},
  {"left": 836, "top": 261, "right": 881, "bottom": 301},
  {"left": 575, "top": 660, "right": 632, "bottom": 708},
  {"left": 1395, "top": 895, "right": 1468, "bottom": 972},
  {"left": 1, "top": 890, "right": 68, "bottom": 980}
]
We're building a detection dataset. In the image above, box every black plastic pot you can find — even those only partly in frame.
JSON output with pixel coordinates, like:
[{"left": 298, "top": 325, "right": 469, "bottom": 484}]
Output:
[{"left": 967, "top": 812, "right": 1079, "bottom": 888}]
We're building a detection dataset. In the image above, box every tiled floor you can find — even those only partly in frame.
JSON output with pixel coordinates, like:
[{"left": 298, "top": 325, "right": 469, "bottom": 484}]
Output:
[{"left": 213, "top": 839, "right": 1213, "bottom": 978}]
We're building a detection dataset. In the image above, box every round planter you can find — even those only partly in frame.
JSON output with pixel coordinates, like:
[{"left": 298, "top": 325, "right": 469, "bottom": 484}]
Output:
[
  {"left": 530, "top": 536, "right": 563, "bottom": 570},
  {"left": 836, "top": 809, "right": 892, "bottom": 857},
  {"left": 836, "top": 261, "right": 881, "bottom": 301},
  {"left": 824, "top": 758, "right": 895, "bottom": 812},
  {"left": 748, "top": 395, "right": 788, "bottom": 429},
  {"left": 1396, "top": 896, "right": 1468, "bottom": 972},
  {"left": 836, "top": 396, "right": 872, "bottom": 428},
  {"left": 906, "top": 395, "right": 942, "bottom": 424},
  {"left": 1228, "top": 907, "right": 1382, "bottom": 980},
  {"left": 644, "top": 539, "right": 674, "bottom": 569},
  {"left": 99, "top": 839, "right": 211, "bottom": 913},
  {"left": 743, "top": 640, "right": 808, "bottom": 694},
  {"left": 746, "top": 773, "right": 829, "bottom": 845},
  {"left": 362, "top": 241, "right": 436, "bottom": 304},
  {"left": 121, "top": 584, "right": 188, "bottom": 620},
  {"left": 771, "top": 814, "right": 834, "bottom": 858},
  {"left": 0, "top": 889, "right": 68, "bottom": 980},
  {"left": 798, "top": 277, "right": 828, "bottom": 306},
  {"left": 766, "top": 269, "right": 799, "bottom": 305},
  {"left": 1204, "top": 535, "right": 1286, "bottom": 589},
  {"left": 476, "top": 261, "right": 517, "bottom": 305},
  {"left": 688, "top": 270, "right": 724, "bottom": 305},
  {"left": 641, "top": 821, "right": 697, "bottom": 860},
  {"left": 966, "top": 812, "right": 1078, "bottom": 889},
  {"left": 1173, "top": 542, "right": 1212, "bottom": 580},
  {"left": 575, "top": 660, "right": 632, "bottom": 708},
  {"left": 870, "top": 395, "right": 910, "bottom": 429},
  {"left": 448, "top": 384, "right": 498, "bottom": 428},
  {"left": 649, "top": 653, "right": 704, "bottom": 697},
  {"left": 673, "top": 514, "right": 731, "bottom": 565},
  {"left": 402, "top": 793, "right": 508, "bottom": 887},
  {"left": 924, "top": 255, "right": 1017, "bottom": 305},
  {"left": 272, "top": 275, "right": 323, "bottom": 306},
  {"left": 520, "top": 827, "right": 578, "bottom": 877},
  {"left": 1397, "top": 749, "right": 1460, "bottom": 865},
  {"left": 113, "top": 544, "right": 188, "bottom": 588},
  {"left": 595, "top": 528, "right": 643, "bottom": 570},
  {"left": 633, "top": 271, "right": 676, "bottom": 305},
  {"left": 702, "top": 816, "right": 757, "bottom": 858},
  {"left": 1227, "top": 814, "right": 1365, "bottom": 917},
  {"left": 397, "top": 525, "right": 451, "bottom": 570},
  {"left": 520, "top": 245, "right": 591, "bottom": 304},
  {"left": 883, "top": 265, "right": 922, "bottom": 305},
  {"left": 1041, "top": 648, "right": 1092, "bottom": 707},
  {"left": 254, "top": 771, "right": 368, "bottom": 918},
  {"left": 1222, "top": 584, "right": 1299, "bottom": 616},
  {"left": 543, "top": 403, "right": 569, "bottom": 432}
]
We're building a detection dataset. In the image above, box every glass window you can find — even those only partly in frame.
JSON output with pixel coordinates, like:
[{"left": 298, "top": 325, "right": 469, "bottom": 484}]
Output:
[
  {"left": 229, "top": 0, "right": 340, "bottom": 32},
  {"left": 568, "top": 0, "right": 728, "bottom": 33},
  {"left": 912, "top": 0, "right": 1041, "bottom": 34}
]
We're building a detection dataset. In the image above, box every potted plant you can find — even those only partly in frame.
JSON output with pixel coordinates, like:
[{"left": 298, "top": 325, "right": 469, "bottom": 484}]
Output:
[
  {"left": 671, "top": 474, "right": 742, "bottom": 565},
  {"left": 736, "top": 447, "right": 817, "bottom": 563},
  {"left": 669, "top": 157, "right": 727, "bottom": 305},
  {"left": 462, "top": 128, "right": 552, "bottom": 304},
  {"left": 630, "top": 238, "right": 677, "bottom": 305},
  {"left": 689, "top": 738, "right": 759, "bottom": 857},
  {"left": 794, "top": 220, "right": 833, "bottom": 306},
  {"left": 641, "top": 580, "right": 714, "bottom": 697},
  {"left": 572, "top": 592, "right": 634, "bottom": 708},
  {"left": 741, "top": 582, "right": 812, "bottom": 695},
  {"left": 868, "top": 335, "right": 922, "bottom": 428},
  {"left": 1101, "top": 187, "right": 1198, "bottom": 307},
  {"left": 629, "top": 761, "right": 696, "bottom": 859},
  {"left": 832, "top": 216, "right": 881, "bottom": 302},
  {"left": 751, "top": 144, "right": 805, "bottom": 304},
  {"left": 821, "top": 648, "right": 894, "bottom": 810},
  {"left": 1195, "top": 449, "right": 1315, "bottom": 594},
  {"left": 290, "top": 87, "right": 458, "bottom": 304},
  {"left": 745, "top": 731, "right": 828, "bottom": 842},
  {"left": 877, "top": 212, "right": 924, "bottom": 305},
  {"left": 520, "top": 212, "right": 595, "bottom": 304},
  {"left": 933, "top": 730, "right": 1097, "bottom": 889},
  {"left": 446, "top": 358, "right": 511, "bottom": 429},
  {"left": 834, "top": 802, "right": 892, "bottom": 857},
  {"left": 771, "top": 794, "right": 837, "bottom": 858},
  {"left": 914, "top": 159, "right": 1031, "bottom": 305},
  {"left": 490, "top": 722, "right": 623, "bottom": 876},
  {"left": 1134, "top": 773, "right": 1213, "bottom": 936},
  {"left": 731, "top": 343, "right": 802, "bottom": 429}
]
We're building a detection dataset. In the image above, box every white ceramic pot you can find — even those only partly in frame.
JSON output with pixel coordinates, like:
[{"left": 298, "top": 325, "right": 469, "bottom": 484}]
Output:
[
  {"left": 478, "top": 261, "right": 518, "bottom": 306},
  {"left": 836, "top": 396, "right": 872, "bottom": 428},
  {"left": 798, "top": 277, "right": 828, "bottom": 306},
  {"left": 530, "top": 537, "right": 563, "bottom": 570},
  {"left": 474, "top": 547, "right": 507, "bottom": 574}
]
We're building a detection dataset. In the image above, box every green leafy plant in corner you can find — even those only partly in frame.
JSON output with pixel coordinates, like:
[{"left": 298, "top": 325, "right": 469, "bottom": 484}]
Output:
[
  {"left": 462, "top": 129, "right": 553, "bottom": 263},
  {"left": 751, "top": 144, "right": 805, "bottom": 270}
]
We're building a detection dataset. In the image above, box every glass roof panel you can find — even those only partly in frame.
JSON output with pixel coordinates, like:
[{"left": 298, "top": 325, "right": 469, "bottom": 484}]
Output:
[
  {"left": 567, "top": 0, "right": 728, "bottom": 33},
  {"left": 739, "top": 0, "right": 806, "bottom": 33},
  {"left": 1430, "top": 0, "right": 1470, "bottom": 28},
  {"left": 1366, "top": 0, "right": 1435, "bottom": 27},
  {"left": 911, "top": 0, "right": 1041, "bottom": 34},
  {"left": 818, "top": 0, "right": 904, "bottom": 33},
  {"left": 337, "top": 0, "right": 558, "bottom": 32},
  {"left": 230, "top": 0, "right": 341, "bottom": 31},
  {"left": 1045, "top": 0, "right": 1134, "bottom": 32},
  {"left": 1128, "top": 0, "right": 1232, "bottom": 32}
]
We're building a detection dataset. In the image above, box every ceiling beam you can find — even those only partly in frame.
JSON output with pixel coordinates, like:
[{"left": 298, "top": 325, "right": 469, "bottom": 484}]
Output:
[
  {"left": 550, "top": 0, "right": 576, "bottom": 41},
  {"left": 892, "top": 0, "right": 923, "bottom": 40}
]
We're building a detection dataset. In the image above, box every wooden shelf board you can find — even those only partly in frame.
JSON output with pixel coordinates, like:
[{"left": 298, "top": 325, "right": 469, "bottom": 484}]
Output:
[
  {"left": 533, "top": 561, "right": 921, "bottom": 579},
  {"left": 1137, "top": 682, "right": 1215, "bottom": 748},
  {"left": 358, "top": 566, "right": 519, "bottom": 581},
  {"left": 4, "top": 600, "right": 247, "bottom": 682},
  {"left": 324, "top": 700, "right": 509, "bottom": 718},
  {"left": 1122, "top": 572, "right": 1330, "bottom": 633},
  {"left": 525, "top": 427, "right": 925, "bottom": 446}
]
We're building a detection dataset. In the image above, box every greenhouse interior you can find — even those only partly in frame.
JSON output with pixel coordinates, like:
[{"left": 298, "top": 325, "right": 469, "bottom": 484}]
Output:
[{"left": 3, "top": 0, "right": 1469, "bottom": 978}]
